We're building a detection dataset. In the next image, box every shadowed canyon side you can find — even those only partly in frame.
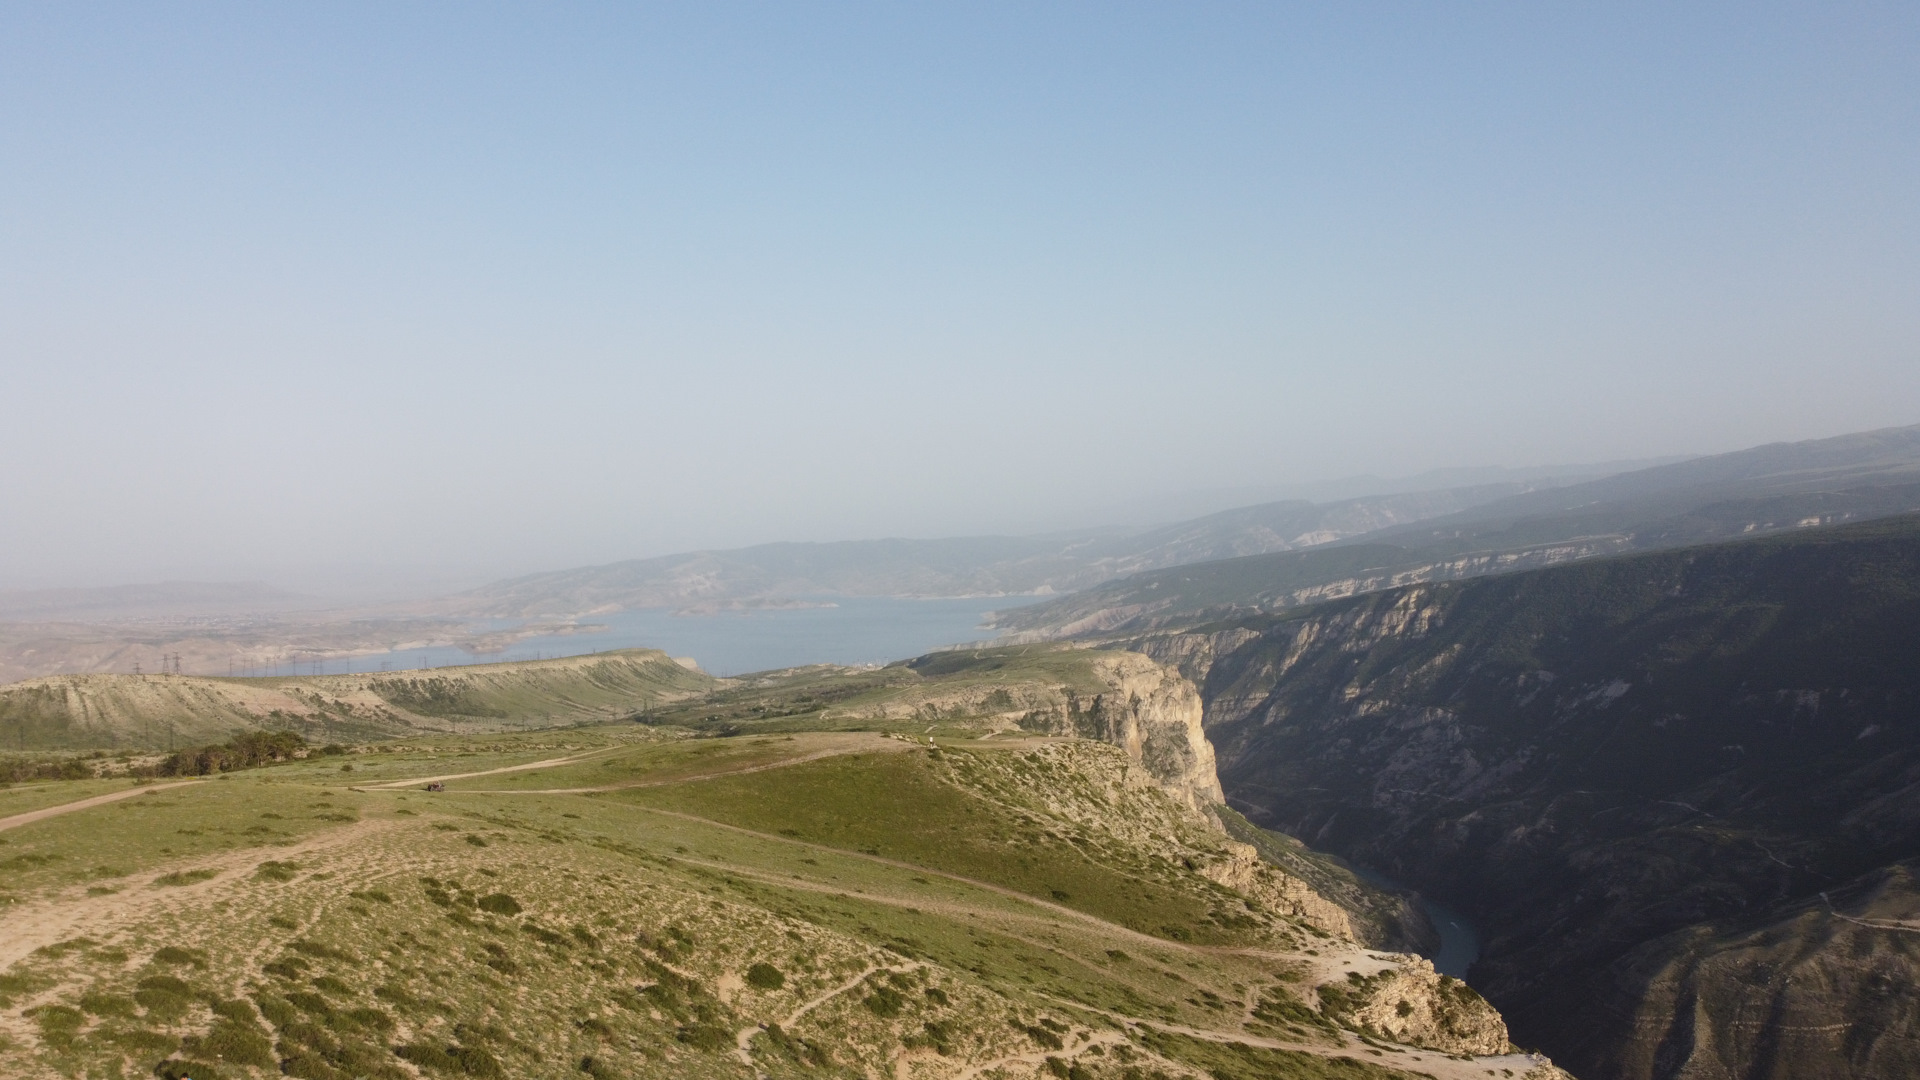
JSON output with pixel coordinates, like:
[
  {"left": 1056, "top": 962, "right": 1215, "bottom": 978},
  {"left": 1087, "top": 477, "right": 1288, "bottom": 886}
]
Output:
[{"left": 1136, "top": 515, "right": 1920, "bottom": 1080}]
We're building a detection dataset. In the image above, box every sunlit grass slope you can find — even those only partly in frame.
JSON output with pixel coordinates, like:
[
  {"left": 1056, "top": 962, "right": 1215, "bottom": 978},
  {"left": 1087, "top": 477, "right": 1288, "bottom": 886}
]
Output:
[{"left": 0, "top": 724, "right": 1540, "bottom": 1080}]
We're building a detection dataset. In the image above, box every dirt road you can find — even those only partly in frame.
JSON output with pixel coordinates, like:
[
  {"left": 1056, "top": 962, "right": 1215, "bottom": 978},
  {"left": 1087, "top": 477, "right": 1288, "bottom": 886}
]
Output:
[{"left": 0, "top": 781, "right": 203, "bottom": 834}]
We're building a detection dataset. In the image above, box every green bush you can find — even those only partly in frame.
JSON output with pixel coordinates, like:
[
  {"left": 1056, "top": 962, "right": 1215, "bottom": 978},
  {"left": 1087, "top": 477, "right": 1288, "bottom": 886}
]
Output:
[
  {"left": 252, "top": 993, "right": 298, "bottom": 1028},
  {"left": 79, "top": 989, "right": 138, "bottom": 1017},
  {"left": 153, "top": 945, "right": 210, "bottom": 967},
  {"left": 745, "top": 963, "right": 785, "bottom": 990},
  {"left": 284, "top": 990, "right": 333, "bottom": 1015},
  {"left": 208, "top": 998, "right": 258, "bottom": 1024},
  {"left": 676, "top": 1023, "right": 733, "bottom": 1052},
  {"left": 311, "top": 975, "right": 352, "bottom": 997},
  {"left": 154, "top": 1059, "right": 227, "bottom": 1080},
  {"left": 393, "top": 1043, "right": 504, "bottom": 1078},
  {"left": 342, "top": 1007, "right": 395, "bottom": 1033},
  {"left": 185, "top": 1020, "right": 276, "bottom": 1067},
  {"left": 864, "top": 985, "right": 905, "bottom": 1018},
  {"left": 475, "top": 893, "right": 521, "bottom": 916}
]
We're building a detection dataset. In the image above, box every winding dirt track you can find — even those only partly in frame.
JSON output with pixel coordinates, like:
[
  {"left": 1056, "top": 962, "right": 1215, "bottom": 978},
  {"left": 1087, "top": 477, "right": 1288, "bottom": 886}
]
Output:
[
  {"left": 0, "top": 818, "right": 398, "bottom": 973},
  {"left": 480, "top": 734, "right": 912, "bottom": 794},
  {"left": 0, "top": 781, "right": 204, "bottom": 834},
  {"left": 359, "top": 746, "right": 621, "bottom": 788}
]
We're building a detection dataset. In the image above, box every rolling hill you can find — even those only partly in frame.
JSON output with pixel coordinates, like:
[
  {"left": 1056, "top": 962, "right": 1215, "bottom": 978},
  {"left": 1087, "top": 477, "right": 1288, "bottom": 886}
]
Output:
[
  {"left": 442, "top": 482, "right": 1577, "bottom": 618},
  {"left": 0, "top": 650, "right": 716, "bottom": 751}
]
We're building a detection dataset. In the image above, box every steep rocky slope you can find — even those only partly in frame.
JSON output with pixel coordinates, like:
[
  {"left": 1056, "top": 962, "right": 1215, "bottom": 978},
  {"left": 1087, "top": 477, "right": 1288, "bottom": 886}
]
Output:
[{"left": 1146, "top": 515, "right": 1920, "bottom": 1080}]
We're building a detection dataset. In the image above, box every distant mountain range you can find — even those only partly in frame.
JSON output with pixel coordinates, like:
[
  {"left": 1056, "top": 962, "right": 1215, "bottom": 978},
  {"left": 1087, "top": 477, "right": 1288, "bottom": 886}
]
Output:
[
  {"left": 0, "top": 581, "right": 320, "bottom": 623},
  {"left": 993, "top": 422, "right": 1920, "bottom": 638},
  {"left": 443, "top": 479, "right": 1617, "bottom": 618}
]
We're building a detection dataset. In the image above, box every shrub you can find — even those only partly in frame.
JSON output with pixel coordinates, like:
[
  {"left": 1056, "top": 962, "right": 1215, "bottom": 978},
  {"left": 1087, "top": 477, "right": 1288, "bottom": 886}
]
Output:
[
  {"left": 1021, "top": 1024, "right": 1065, "bottom": 1050},
  {"left": 350, "top": 888, "right": 393, "bottom": 904},
  {"left": 289, "top": 940, "right": 352, "bottom": 961},
  {"left": 372, "top": 984, "right": 421, "bottom": 1010},
  {"left": 285, "top": 990, "right": 333, "bottom": 1015},
  {"left": 104, "top": 1028, "right": 178, "bottom": 1054},
  {"left": 745, "top": 963, "right": 785, "bottom": 990},
  {"left": 185, "top": 1020, "right": 276, "bottom": 1067},
  {"left": 153, "top": 868, "right": 218, "bottom": 887},
  {"left": 29, "top": 1003, "right": 85, "bottom": 1031},
  {"left": 153, "top": 946, "right": 210, "bottom": 967},
  {"left": 475, "top": 893, "right": 521, "bottom": 916},
  {"left": 252, "top": 993, "right": 298, "bottom": 1028},
  {"left": 676, "top": 1023, "right": 733, "bottom": 1051},
  {"left": 521, "top": 923, "right": 569, "bottom": 948},
  {"left": 136, "top": 975, "right": 193, "bottom": 1020},
  {"left": 342, "top": 1006, "right": 396, "bottom": 1033},
  {"left": 393, "top": 1043, "right": 504, "bottom": 1078},
  {"left": 208, "top": 998, "right": 257, "bottom": 1024},
  {"left": 863, "top": 986, "right": 905, "bottom": 1018},
  {"left": 79, "top": 990, "right": 138, "bottom": 1017},
  {"left": 311, "top": 975, "right": 352, "bottom": 997},
  {"left": 154, "top": 1060, "right": 227, "bottom": 1080}
]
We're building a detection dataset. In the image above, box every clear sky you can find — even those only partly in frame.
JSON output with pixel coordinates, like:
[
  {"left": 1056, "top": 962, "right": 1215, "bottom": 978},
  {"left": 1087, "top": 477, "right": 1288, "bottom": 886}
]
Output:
[{"left": 3, "top": 3, "right": 1916, "bottom": 593}]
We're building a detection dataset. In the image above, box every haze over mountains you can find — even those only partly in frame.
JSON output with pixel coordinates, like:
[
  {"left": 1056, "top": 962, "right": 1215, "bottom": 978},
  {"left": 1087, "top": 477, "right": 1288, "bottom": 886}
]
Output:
[
  {"left": 431, "top": 422, "right": 1920, "bottom": 624},
  {"left": 6, "top": 425, "right": 1920, "bottom": 686},
  {"left": 996, "top": 423, "right": 1920, "bottom": 638}
]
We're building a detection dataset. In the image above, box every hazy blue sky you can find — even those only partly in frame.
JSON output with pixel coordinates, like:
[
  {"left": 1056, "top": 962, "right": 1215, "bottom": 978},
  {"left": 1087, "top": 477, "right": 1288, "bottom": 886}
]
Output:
[{"left": 3, "top": 3, "right": 1916, "bottom": 593}]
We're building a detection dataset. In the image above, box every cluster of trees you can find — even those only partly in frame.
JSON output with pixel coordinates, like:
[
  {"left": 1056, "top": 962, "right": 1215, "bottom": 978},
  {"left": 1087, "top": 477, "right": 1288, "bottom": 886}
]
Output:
[
  {"left": 154, "top": 730, "right": 320, "bottom": 777},
  {"left": 0, "top": 755, "right": 96, "bottom": 783},
  {"left": 0, "top": 730, "right": 340, "bottom": 785}
]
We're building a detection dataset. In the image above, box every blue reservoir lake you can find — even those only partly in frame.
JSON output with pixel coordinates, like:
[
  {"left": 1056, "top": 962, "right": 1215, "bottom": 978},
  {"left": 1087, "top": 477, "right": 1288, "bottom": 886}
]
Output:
[{"left": 262, "top": 595, "right": 1043, "bottom": 678}]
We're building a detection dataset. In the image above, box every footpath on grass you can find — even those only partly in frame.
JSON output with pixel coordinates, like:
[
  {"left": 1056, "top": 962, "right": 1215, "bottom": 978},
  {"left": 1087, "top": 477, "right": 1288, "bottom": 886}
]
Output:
[{"left": 0, "top": 781, "right": 204, "bottom": 834}]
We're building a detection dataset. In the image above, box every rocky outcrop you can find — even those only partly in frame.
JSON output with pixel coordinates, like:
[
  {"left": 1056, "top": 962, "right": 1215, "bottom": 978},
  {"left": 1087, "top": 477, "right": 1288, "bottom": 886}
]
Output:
[
  {"left": 852, "top": 648, "right": 1224, "bottom": 811},
  {"left": 1198, "top": 840, "right": 1358, "bottom": 940},
  {"left": 1065, "top": 652, "right": 1224, "bottom": 811},
  {"left": 1323, "top": 954, "right": 1509, "bottom": 1055}
]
